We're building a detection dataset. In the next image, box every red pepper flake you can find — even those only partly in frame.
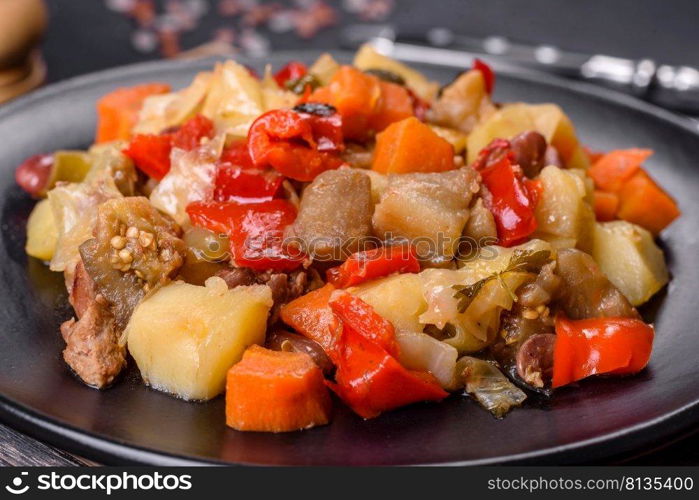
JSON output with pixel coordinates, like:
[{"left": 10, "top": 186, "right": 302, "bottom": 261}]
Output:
[{"left": 130, "top": 0, "right": 156, "bottom": 26}]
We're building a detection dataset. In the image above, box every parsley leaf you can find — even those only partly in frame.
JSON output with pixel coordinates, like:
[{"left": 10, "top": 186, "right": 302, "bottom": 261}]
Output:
[{"left": 452, "top": 249, "right": 552, "bottom": 313}]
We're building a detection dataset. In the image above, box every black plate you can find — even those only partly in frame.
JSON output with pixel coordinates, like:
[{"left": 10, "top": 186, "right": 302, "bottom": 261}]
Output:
[{"left": 1, "top": 51, "right": 699, "bottom": 466}]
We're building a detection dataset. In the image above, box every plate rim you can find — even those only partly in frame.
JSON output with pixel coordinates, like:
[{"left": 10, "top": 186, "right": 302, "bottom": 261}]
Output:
[{"left": 1, "top": 51, "right": 698, "bottom": 466}]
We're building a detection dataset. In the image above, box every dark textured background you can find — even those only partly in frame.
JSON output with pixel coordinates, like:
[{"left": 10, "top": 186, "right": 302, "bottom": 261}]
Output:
[
  {"left": 43, "top": 0, "right": 699, "bottom": 83},
  {"left": 1, "top": 0, "right": 698, "bottom": 466}
]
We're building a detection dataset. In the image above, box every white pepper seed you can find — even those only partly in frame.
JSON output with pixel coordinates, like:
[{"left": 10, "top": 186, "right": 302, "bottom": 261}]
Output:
[
  {"left": 138, "top": 231, "right": 154, "bottom": 248},
  {"left": 118, "top": 249, "right": 133, "bottom": 263},
  {"left": 110, "top": 235, "right": 127, "bottom": 250},
  {"left": 522, "top": 308, "right": 539, "bottom": 320}
]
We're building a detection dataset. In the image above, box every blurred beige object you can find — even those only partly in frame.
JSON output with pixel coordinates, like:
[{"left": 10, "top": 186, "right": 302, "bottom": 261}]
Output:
[
  {"left": 0, "top": 0, "right": 47, "bottom": 104},
  {"left": 175, "top": 41, "right": 239, "bottom": 60}
]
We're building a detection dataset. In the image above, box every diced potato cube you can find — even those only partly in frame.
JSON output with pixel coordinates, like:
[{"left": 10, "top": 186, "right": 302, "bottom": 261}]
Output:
[
  {"left": 350, "top": 273, "right": 427, "bottom": 333},
  {"left": 309, "top": 53, "right": 341, "bottom": 86},
  {"left": 429, "top": 70, "right": 495, "bottom": 134},
  {"left": 260, "top": 66, "right": 298, "bottom": 111},
  {"left": 25, "top": 199, "right": 58, "bottom": 261},
  {"left": 466, "top": 103, "right": 588, "bottom": 168},
  {"left": 528, "top": 104, "right": 588, "bottom": 168},
  {"left": 429, "top": 125, "right": 468, "bottom": 154},
  {"left": 467, "top": 103, "right": 534, "bottom": 164},
  {"left": 592, "top": 221, "right": 669, "bottom": 306},
  {"left": 534, "top": 166, "right": 595, "bottom": 252},
  {"left": 126, "top": 277, "right": 273, "bottom": 401}
]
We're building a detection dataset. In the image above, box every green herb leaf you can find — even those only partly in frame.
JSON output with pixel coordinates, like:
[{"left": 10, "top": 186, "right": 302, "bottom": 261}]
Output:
[
  {"left": 452, "top": 249, "right": 552, "bottom": 313},
  {"left": 285, "top": 74, "right": 320, "bottom": 94},
  {"left": 507, "top": 249, "right": 552, "bottom": 274},
  {"left": 452, "top": 278, "right": 488, "bottom": 312},
  {"left": 363, "top": 68, "right": 406, "bottom": 85}
]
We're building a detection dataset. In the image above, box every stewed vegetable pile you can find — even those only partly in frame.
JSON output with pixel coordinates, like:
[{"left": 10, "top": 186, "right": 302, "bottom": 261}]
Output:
[{"left": 17, "top": 45, "right": 679, "bottom": 432}]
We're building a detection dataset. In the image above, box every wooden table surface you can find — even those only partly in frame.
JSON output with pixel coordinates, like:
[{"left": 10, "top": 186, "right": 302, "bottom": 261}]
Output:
[{"left": 1, "top": 420, "right": 698, "bottom": 466}]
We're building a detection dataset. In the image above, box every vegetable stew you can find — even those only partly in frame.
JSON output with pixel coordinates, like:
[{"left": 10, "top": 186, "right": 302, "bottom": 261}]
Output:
[{"left": 17, "top": 46, "right": 679, "bottom": 432}]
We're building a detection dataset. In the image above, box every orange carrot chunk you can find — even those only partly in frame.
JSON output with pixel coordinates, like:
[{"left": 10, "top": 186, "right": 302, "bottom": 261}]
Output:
[
  {"left": 587, "top": 148, "right": 652, "bottom": 192},
  {"left": 372, "top": 117, "right": 454, "bottom": 174},
  {"left": 593, "top": 190, "right": 620, "bottom": 222},
  {"left": 280, "top": 284, "right": 342, "bottom": 362},
  {"left": 368, "top": 80, "right": 414, "bottom": 132},
  {"left": 617, "top": 171, "right": 680, "bottom": 235},
  {"left": 308, "top": 66, "right": 381, "bottom": 141},
  {"left": 225, "top": 345, "right": 332, "bottom": 432},
  {"left": 96, "top": 83, "right": 171, "bottom": 143}
]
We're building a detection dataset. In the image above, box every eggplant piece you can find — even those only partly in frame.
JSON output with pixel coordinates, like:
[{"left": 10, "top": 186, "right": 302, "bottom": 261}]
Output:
[
  {"left": 488, "top": 261, "right": 558, "bottom": 387},
  {"left": 86, "top": 142, "right": 138, "bottom": 196},
  {"left": 555, "top": 248, "right": 639, "bottom": 320},
  {"left": 373, "top": 167, "right": 479, "bottom": 260},
  {"left": 462, "top": 197, "right": 497, "bottom": 245},
  {"left": 428, "top": 70, "right": 496, "bottom": 133},
  {"left": 79, "top": 197, "right": 186, "bottom": 329},
  {"left": 285, "top": 168, "right": 374, "bottom": 261}
]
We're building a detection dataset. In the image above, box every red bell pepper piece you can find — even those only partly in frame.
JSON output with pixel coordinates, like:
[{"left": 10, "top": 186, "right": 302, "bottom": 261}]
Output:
[
  {"left": 328, "top": 290, "right": 400, "bottom": 358},
  {"left": 123, "top": 115, "right": 215, "bottom": 180},
  {"left": 214, "top": 164, "right": 283, "bottom": 204},
  {"left": 480, "top": 156, "right": 539, "bottom": 247},
  {"left": 214, "top": 139, "right": 283, "bottom": 203},
  {"left": 471, "top": 138, "right": 513, "bottom": 171},
  {"left": 171, "top": 114, "right": 214, "bottom": 150},
  {"left": 473, "top": 58, "right": 495, "bottom": 94},
  {"left": 330, "top": 326, "right": 447, "bottom": 419},
  {"left": 220, "top": 140, "right": 255, "bottom": 168},
  {"left": 123, "top": 133, "right": 173, "bottom": 180},
  {"left": 326, "top": 245, "right": 420, "bottom": 288},
  {"left": 247, "top": 108, "right": 344, "bottom": 181},
  {"left": 552, "top": 315, "right": 654, "bottom": 388},
  {"left": 282, "top": 285, "right": 447, "bottom": 418},
  {"left": 274, "top": 61, "right": 307, "bottom": 87},
  {"left": 186, "top": 199, "right": 305, "bottom": 271}
]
